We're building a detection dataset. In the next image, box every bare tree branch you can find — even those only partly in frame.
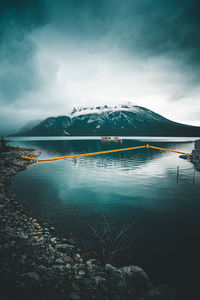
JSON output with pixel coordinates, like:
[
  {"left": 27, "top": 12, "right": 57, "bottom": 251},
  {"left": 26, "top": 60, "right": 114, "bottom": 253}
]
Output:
[{"left": 87, "top": 214, "right": 136, "bottom": 261}]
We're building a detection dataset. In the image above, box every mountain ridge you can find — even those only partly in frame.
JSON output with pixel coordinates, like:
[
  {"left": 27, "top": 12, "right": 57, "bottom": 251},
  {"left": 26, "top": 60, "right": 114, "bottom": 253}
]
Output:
[{"left": 12, "top": 104, "right": 200, "bottom": 137}]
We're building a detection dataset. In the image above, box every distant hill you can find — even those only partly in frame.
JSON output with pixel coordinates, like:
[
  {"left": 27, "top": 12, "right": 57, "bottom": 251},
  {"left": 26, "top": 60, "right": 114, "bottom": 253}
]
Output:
[
  {"left": 17, "top": 119, "right": 43, "bottom": 134},
  {"left": 12, "top": 104, "right": 200, "bottom": 137}
]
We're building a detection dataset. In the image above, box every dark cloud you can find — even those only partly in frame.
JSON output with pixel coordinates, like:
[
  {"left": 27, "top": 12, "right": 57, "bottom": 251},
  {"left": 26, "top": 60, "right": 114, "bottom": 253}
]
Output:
[
  {"left": 43, "top": 0, "right": 200, "bottom": 77},
  {"left": 43, "top": 0, "right": 111, "bottom": 41},
  {"left": 0, "top": 0, "right": 47, "bottom": 103},
  {"left": 1, "top": 0, "right": 200, "bottom": 103},
  {"left": 123, "top": 0, "right": 200, "bottom": 67},
  {"left": 0, "top": 0, "right": 46, "bottom": 30},
  {"left": 0, "top": 0, "right": 200, "bottom": 133}
]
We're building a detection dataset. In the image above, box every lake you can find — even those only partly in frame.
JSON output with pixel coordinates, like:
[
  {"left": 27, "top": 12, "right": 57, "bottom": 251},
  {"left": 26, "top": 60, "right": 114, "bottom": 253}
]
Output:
[{"left": 9, "top": 136, "right": 200, "bottom": 298}]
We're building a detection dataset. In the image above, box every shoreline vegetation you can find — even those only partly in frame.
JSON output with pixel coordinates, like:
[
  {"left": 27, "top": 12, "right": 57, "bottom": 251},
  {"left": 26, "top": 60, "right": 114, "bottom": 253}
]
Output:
[{"left": 0, "top": 141, "right": 180, "bottom": 299}]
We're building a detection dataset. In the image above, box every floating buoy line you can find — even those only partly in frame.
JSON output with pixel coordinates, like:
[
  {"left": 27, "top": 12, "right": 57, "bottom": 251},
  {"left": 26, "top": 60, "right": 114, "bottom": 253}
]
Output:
[{"left": 21, "top": 144, "right": 192, "bottom": 164}]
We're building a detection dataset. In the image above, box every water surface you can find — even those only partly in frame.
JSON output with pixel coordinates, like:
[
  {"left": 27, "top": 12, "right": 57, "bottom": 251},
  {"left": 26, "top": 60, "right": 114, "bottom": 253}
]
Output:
[{"left": 9, "top": 136, "right": 200, "bottom": 298}]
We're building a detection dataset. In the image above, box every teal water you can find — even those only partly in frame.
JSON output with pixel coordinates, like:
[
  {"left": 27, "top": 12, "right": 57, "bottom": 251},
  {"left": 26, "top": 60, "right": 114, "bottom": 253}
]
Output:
[{"left": 9, "top": 137, "right": 200, "bottom": 297}]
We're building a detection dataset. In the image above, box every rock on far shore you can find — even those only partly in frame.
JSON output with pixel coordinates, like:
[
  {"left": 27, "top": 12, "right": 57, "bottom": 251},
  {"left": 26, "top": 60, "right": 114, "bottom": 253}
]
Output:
[
  {"left": 0, "top": 145, "right": 177, "bottom": 299},
  {"left": 190, "top": 139, "right": 200, "bottom": 171}
]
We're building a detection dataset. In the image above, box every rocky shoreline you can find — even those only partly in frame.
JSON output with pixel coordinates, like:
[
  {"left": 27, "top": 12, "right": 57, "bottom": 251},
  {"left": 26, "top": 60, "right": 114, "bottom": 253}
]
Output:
[
  {"left": 0, "top": 145, "right": 176, "bottom": 299},
  {"left": 189, "top": 139, "right": 200, "bottom": 171}
]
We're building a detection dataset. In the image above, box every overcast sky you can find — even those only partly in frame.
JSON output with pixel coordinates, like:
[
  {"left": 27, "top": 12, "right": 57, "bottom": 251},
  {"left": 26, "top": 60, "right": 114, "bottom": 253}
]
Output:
[{"left": 0, "top": 0, "right": 200, "bottom": 134}]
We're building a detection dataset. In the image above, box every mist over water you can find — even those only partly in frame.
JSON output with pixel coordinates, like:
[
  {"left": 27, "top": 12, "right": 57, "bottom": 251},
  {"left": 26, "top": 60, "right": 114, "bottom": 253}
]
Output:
[{"left": 9, "top": 137, "right": 200, "bottom": 297}]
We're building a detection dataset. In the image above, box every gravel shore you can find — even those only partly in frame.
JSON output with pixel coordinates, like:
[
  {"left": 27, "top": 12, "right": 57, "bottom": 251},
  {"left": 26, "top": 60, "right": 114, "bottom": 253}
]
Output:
[{"left": 0, "top": 145, "right": 176, "bottom": 299}]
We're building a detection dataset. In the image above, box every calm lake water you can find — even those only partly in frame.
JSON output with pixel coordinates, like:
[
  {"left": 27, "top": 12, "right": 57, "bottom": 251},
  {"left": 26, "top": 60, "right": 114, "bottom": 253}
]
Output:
[{"left": 9, "top": 136, "right": 200, "bottom": 298}]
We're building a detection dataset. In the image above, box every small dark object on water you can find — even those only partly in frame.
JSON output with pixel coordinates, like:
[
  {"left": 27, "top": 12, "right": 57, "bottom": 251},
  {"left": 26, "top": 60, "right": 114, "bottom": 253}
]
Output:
[{"left": 179, "top": 154, "right": 189, "bottom": 159}]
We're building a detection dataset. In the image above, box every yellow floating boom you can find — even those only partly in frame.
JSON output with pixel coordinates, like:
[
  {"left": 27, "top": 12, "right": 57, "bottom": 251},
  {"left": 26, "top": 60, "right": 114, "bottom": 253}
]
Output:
[
  {"left": 21, "top": 144, "right": 191, "bottom": 163},
  {"left": 21, "top": 145, "right": 146, "bottom": 162},
  {"left": 148, "top": 145, "right": 191, "bottom": 156}
]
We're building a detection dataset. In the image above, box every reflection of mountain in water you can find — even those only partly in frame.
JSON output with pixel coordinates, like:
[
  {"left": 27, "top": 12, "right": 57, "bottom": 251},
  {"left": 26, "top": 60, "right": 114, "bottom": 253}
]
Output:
[{"left": 16, "top": 139, "right": 192, "bottom": 170}]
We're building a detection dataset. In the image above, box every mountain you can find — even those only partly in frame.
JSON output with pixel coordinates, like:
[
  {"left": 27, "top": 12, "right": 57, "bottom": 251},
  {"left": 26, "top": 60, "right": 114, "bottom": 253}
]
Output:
[
  {"left": 12, "top": 104, "right": 200, "bottom": 137},
  {"left": 17, "top": 119, "right": 43, "bottom": 134}
]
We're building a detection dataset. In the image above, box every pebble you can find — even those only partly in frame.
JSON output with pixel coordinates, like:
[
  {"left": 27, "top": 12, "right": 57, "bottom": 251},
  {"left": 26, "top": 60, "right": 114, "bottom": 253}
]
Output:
[
  {"left": 55, "top": 258, "right": 64, "bottom": 264},
  {"left": 50, "top": 237, "right": 57, "bottom": 243},
  {"left": 78, "top": 270, "right": 85, "bottom": 276},
  {"left": 56, "top": 243, "right": 74, "bottom": 252},
  {"left": 64, "top": 255, "right": 72, "bottom": 262},
  {"left": 74, "top": 253, "right": 81, "bottom": 260},
  {"left": 66, "top": 263, "right": 72, "bottom": 270}
]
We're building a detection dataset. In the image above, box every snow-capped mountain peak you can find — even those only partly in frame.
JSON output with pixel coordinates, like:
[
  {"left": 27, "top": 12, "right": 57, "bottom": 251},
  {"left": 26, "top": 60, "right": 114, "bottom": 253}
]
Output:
[
  {"left": 13, "top": 103, "right": 200, "bottom": 137},
  {"left": 70, "top": 103, "right": 142, "bottom": 118}
]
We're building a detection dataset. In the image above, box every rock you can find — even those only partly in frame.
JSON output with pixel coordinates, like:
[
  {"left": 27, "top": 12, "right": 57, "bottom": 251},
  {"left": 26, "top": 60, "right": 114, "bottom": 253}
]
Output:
[
  {"left": 56, "top": 243, "right": 74, "bottom": 252},
  {"left": 74, "top": 253, "right": 81, "bottom": 260},
  {"left": 78, "top": 263, "right": 85, "bottom": 269},
  {"left": 119, "top": 265, "right": 149, "bottom": 280},
  {"left": 78, "top": 270, "right": 85, "bottom": 276},
  {"left": 50, "top": 237, "right": 57, "bottom": 243},
  {"left": 105, "top": 263, "right": 118, "bottom": 273},
  {"left": 66, "top": 263, "right": 72, "bottom": 269},
  {"left": 94, "top": 276, "right": 106, "bottom": 285},
  {"left": 105, "top": 264, "right": 151, "bottom": 293},
  {"left": 55, "top": 258, "right": 64, "bottom": 264},
  {"left": 64, "top": 255, "right": 72, "bottom": 262},
  {"left": 119, "top": 265, "right": 151, "bottom": 292},
  {"left": 38, "top": 265, "right": 47, "bottom": 271},
  {"left": 105, "top": 263, "right": 121, "bottom": 278},
  {"left": 190, "top": 140, "right": 200, "bottom": 171},
  {"left": 52, "top": 265, "right": 64, "bottom": 271},
  {"left": 86, "top": 259, "right": 97, "bottom": 266},
  {"left": 22, "top": 272, "right": 40, "bottom": 281}
]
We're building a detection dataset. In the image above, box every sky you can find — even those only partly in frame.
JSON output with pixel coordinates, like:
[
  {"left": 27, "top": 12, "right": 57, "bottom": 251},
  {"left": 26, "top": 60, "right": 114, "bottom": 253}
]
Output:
[{"left": 0, "top": 0, "right": 200, "bottom": 134}]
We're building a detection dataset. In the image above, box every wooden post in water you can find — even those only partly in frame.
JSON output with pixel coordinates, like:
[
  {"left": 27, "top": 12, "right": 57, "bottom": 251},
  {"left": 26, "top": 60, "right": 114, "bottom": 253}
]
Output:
[
  {"left": 193, "top": 168, "right": 195, "bottom": 185},
  {"left": 177, "top": 166, "right": 179, "bottom": 184}
]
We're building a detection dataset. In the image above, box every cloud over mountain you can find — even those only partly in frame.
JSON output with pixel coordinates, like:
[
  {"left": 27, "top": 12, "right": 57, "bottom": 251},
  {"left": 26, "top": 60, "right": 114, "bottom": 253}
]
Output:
[{"left": 0, "top": 0, "right": 200, "bottom": 134}]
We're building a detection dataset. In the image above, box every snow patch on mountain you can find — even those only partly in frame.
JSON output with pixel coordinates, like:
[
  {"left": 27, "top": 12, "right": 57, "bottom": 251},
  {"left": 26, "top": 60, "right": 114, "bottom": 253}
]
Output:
[
  {"left": 70, "top": 103, "right": 142, "bottom": 118},
  {"left": 69, "top": 103, "right": 167, "bottom": 124}
]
